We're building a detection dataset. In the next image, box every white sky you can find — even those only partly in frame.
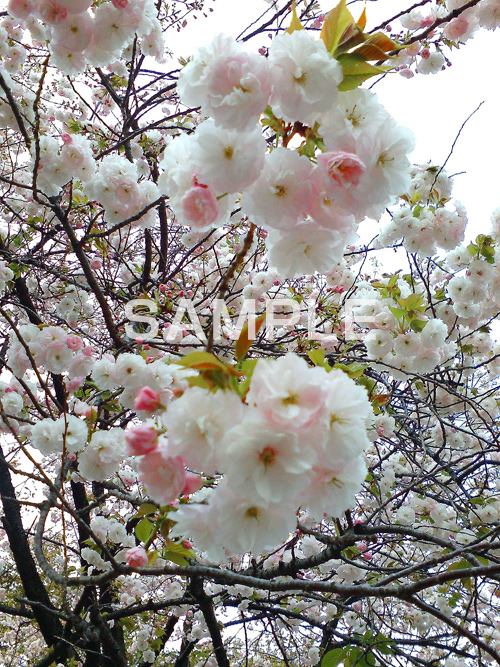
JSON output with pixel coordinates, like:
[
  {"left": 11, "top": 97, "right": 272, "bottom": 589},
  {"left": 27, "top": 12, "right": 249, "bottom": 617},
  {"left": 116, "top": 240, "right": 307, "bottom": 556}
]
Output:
[{"left": 167, "top": 0, "right": 500, "bottom": 238}]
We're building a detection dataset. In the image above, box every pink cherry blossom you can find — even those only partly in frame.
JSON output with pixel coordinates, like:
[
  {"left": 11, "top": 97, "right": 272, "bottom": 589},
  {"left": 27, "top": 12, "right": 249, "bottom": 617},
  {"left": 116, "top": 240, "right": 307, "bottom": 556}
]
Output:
[
  {"left": 66, "top": 334, "right": 83, "bottom": 351},
  {"left": 182, "top": 474, "right": 202, "bottom": 495},
  {"left": 112, "top": 0, "right": 128, "bottom": 7},
  {"left": 37, "top": 0, "right": 67, "bottom": 24},
  {"left": 318, "top": 151, "right": 366, "bottom": 189},
  {"left": 180, "top": 184, "right": 219, "bottom": 230},
  {"left": 134, "top": 386, "right": 161, "bottom": 412},
  {"left": 57, "top": 0, "right": 92, "bottom": 12},
  {"left": 443, "top": 16, "right": 470, "bottom": 40},
  {"left": 125, "top": 425, "right": 158, "bottom": 456},
  {"left": 8, "top": 0, "right": 34, "bottom": 20},
  {"left": 137, "top": 446, "right": 186, "bottom": 505},
  {"left": 66, "top": 377, "right": 84, "bottom": 393},
  {"left": 125, "top": 546, "right": 148, "bottom": 568},
  {"left": 246, "top": 353, "right": 326, "bottom": 430}
]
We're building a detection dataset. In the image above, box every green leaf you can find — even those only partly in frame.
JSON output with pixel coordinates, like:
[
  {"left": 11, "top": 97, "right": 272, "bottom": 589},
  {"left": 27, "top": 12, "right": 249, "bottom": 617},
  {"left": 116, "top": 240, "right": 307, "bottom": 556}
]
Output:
[
  {"left": 334, "top": 361, "right": 367, "bottom": 378},
  {"left": 148, "top": 549, "right": 159, "bottom": 566},
  {"left": 405, "top": 292, "right": 425, "bottom": 310},
  {"left": 164, "top": 541, "right": 196, "bottom": 559},
  {"left": 481, "top": 245, "right": 495, "bottom": 258},
  {"left": 235, "top": 313, "right": 266, "bottom": 362},
  {"left": 321, "top": 647, "right": 349, "bottom": 667},
  {"left": 308, "top": 348, "right": 326, "bottom": 367},
  {"left": 358, "top": 376, "right": 377, "bottom": 393},
  {"left": 357, "top": 654, "right": 377, "bottom": 667},
  {"left": 176, "top": 351, "right": 227, "bottom": 372},
  {"left": 134, "top": 504, "right": 158, "bottom": 518},
  {"left": 336, "top": 53, "right": 388, "bottom": 91},
  {"left": 320, "top": 0, "right": 355, "bottom": 54},
  {"left": 388, "top": 306, "right": 405, "bottom": 320},
  {"left": 374, "top": 633, "right": 395, "bottom": 655},
  {"left": 285, "top": 1, "right": 304, "bottom": 33},
  {"left": 163, "top": 550, "right": 189, "bottom": 566},
  {"left": 119, "top": 617, "right": 135, "bottom": 631},
  {"left": 387, "top": 274, "right": 398, "bottom": 289},
  {"left": 8, "top": 262, "right": 20, "bottom": 278},
  {"left": 447, "top": 559, "right": 473, "bottom": 572},
  {"left": 237, "top": 358, "right": 259, "bottom": 396},
  {"left": 467, "top": 242, "right": 479, "bottom": 256},
  {"left": 186, "top": 375, "right": 211, "bottom": 389},
  {"left": 410, "top": 319, "right": 427, "bottom": 333},
  {"left": 353, "top": 31, "right": 400, "bottom": 60},
  {"left": 344, "top": 648, "right": 362, "bottom": 667},
  {"left": 135, "top": 517, "right": 154, "bottom": 543}
]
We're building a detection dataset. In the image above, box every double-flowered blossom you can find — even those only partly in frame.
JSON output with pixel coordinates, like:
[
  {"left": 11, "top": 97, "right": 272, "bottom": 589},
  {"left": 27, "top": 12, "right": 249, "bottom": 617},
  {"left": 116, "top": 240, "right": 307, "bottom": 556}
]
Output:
[
  {"left": 267, "top": 29, "right": 343, "bottom": 126},
  {"left": 164, "top": 31, "right": 414, "bottom": 279},
  {"left": 10, "top": 0, "right": 165, "bottom": 75},
  {"left": 30, "top": 414, "right": 88, "bottom": 455},
  {"left": 128, "top": 353, "right": 372, "bottom": 561},
  {"left": 177, "top": 33, "right": 272, "bottom": 131}
]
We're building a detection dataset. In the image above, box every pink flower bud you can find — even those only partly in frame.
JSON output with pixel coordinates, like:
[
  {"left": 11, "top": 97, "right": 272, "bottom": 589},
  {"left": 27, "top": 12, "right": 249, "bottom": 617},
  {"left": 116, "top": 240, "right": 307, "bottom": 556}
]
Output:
[
  {"left": 67, "top": 452, "right": 77, "bottom": 462},
  {"left": 82, "top": 346, "right": 94, "bottom": 357},
  {"left": 112, "top": 0, "right": 128, "bottom": 6},
  {"left": 134, "top": 387, "right": 161, "bottom": 413},
  {"left": 312, "top": 13, "right": 325, "bottom": 28},
  {"left": 125, "top": 546, "right": 148, "bottom": 568},
  {"left": 125, "top": 425, "right": 158, "bottom": 456},
  {"left": 61, "top": 132, "right": 72, "bottom": 144},
  {"left": 399, "top": 68, "right": 414, "bottom": 79},
  {"left": 66, "top": 334, "right": 84, "bottom": 351},
  {"left": 182, "top": 474, "right": 202, "bottom": 496}
]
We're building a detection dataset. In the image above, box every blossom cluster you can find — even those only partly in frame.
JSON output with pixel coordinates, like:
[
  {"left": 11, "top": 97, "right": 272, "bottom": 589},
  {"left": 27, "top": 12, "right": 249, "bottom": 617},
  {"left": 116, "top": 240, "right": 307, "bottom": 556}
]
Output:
[
  {"left": 389, "top": 0, "right": 500, "bottom": 78},
  {"left": 32, "top": 133, "right": 96, "bottom": 198},
  {"left": 125, "top": 353, "right": 373, "bottom": 561},
  {"left": 160, "top": 32, "right": 414, "bottom": 279},
  {"left": 377, "top": 165, "right": 467, "bottom": 257},
  {"left": 8, "top": 0, "right": 164, "bottom": 75},
  {"left": 7, "top": 323, "right": 94, "bottom": 378}
]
